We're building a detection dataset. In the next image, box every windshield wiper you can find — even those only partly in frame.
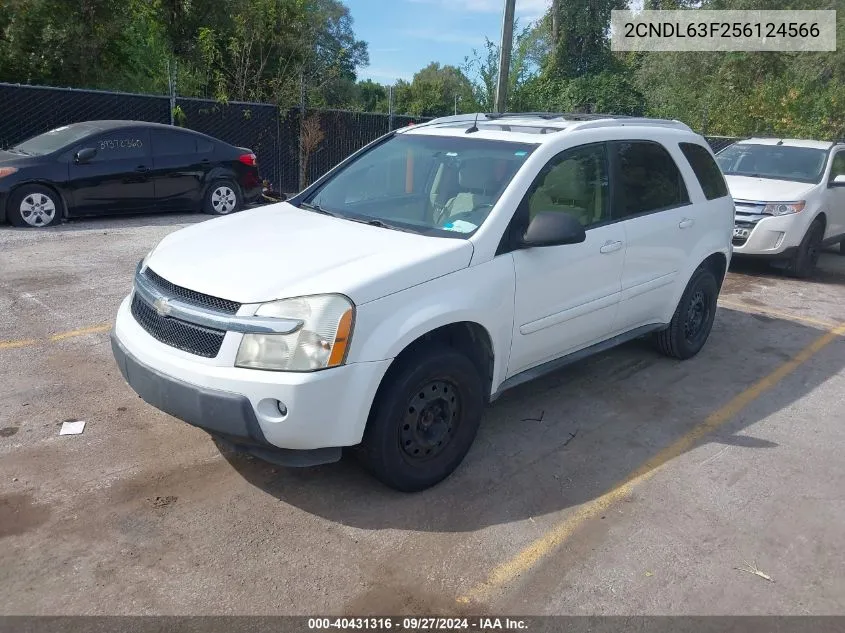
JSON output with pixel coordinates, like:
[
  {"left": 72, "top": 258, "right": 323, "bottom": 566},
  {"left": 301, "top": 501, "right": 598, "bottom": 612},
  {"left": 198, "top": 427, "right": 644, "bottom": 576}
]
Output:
[
  {"left": 299, "top": 201, "right": 340, "bottom": 217},
  {"left": 346, "top": 217, "right": 418, "bottom": 233},
  {"left": 7, "top": 148, "right": 31, "bottom": 156}
]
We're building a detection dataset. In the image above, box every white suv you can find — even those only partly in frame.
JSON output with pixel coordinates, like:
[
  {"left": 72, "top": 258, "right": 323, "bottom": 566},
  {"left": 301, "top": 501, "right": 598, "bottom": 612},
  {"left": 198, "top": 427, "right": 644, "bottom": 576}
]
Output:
[
  {"left": 111, "top": 113, "right": 733, "bottom": 492},
  {"left": 716, "top": 138, "right": 845, "bottom": 277}
]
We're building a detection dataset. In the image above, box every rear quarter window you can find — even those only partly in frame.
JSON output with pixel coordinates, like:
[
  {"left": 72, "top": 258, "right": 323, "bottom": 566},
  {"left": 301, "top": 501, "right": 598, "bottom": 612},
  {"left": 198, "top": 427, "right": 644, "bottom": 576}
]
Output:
[{"left": 680, "top": 142, "right": 729, "bottom": 200}]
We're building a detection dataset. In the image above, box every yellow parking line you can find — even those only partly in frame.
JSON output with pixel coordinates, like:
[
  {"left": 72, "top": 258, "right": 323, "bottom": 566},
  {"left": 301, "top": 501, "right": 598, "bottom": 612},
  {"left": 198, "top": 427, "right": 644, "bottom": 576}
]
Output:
[
  {"left": 457, "top": 322, "right": 845, "bottom": 606},
  {"left": 49, "top": 323, "right": 112, "bottom": 342},
  {"left": 718, "top": 299, "right": 838, "bottom": 330},
  {"left": 0, "top": 323, "right": 111, "bottom": 350},
  {"left": 0, "top": 338, "right": 39, "bottom": 351}
]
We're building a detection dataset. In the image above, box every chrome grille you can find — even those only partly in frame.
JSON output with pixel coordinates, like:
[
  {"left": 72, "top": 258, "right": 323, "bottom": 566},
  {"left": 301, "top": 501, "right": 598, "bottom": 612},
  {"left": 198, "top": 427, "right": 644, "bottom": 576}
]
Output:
[
  {"left": 131, "top": 294, "right": 225, "bottom": 358},
  {"left": 143, "top": 267, "right": 241, "bottom": 315}
]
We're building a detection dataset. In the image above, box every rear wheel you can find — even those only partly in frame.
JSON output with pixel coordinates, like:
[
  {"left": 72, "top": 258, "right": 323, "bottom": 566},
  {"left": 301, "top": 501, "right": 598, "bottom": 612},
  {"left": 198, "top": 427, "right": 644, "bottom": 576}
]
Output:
[
  {"left": 785, "top": 219, "right": 824, "bottom": 278},
  {"left": 359, "top": 345, "right": 484, "bottom": 492},
  {"left": 7, "top": 185, "right": 61, "bottom": 228},
  {"left": 203, "top": 180, "right": 241, "bottom": 215},
  {"left": 654, "top": 267, "right": 719, "bottom": 360}
]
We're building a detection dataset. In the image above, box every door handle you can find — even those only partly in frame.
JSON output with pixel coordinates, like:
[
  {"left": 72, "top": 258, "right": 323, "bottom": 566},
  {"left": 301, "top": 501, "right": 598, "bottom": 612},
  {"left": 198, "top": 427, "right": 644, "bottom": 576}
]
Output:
[
  {"left": 679, "top": 218, "right": 695, "bottom": 229},
  {"left": 599, "top": 240, "right": 624, "bottom": 254}
]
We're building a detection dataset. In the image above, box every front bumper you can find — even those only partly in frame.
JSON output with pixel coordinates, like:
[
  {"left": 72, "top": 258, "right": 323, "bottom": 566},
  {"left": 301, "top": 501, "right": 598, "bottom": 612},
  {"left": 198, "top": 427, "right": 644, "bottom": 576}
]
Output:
[
  {"left": 732, "top": 212, "right": 803, "bottom": 257},
  {"left": 112, "top": 294, "right": 391, "bottom": 458}
]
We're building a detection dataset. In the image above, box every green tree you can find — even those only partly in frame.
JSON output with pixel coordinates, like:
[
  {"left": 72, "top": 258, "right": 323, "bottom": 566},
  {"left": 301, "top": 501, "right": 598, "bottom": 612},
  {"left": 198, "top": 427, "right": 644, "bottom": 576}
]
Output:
[
  {"left": 545, "top": 0, "right": 627, "bottom": 79},
  {"left": 393, "top": 62, "right": 478, "bottom": 117}
]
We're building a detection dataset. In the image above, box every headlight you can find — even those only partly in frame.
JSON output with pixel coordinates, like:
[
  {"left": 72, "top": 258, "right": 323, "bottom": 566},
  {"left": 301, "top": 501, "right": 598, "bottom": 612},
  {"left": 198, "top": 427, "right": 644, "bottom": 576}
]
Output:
[
  {"left": 762, "top": 201, "right": 805, "bottom": 216},
  {"left": 0, "top": 167, "right": 18, "bottom": 179},
  {"left": 235, "top": 294, "right": 354, "bottom": 372}
]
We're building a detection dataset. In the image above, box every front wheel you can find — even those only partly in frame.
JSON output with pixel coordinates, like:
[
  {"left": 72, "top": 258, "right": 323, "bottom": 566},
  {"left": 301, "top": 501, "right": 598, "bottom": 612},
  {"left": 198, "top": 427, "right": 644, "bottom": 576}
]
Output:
[
  {"left": 7, "top": 185, "right": 62, "bottom": 228},
  {"left": 785, "top": 219, "right": 824, "bottom": 278},
  {"left": 203, "top": 180, "right": 241, "bottom": 215},
  {"left": 359, "top": 346, "right": 484, "bottom": 492},
  {"left": 654, "top": 267, "right": 719, "bottom": 360}
]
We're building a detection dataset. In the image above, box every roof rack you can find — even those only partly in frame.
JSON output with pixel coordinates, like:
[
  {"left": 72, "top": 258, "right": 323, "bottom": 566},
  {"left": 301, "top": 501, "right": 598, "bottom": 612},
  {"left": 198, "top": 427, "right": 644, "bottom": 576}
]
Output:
[{"left": 403, "top": 112, "right": 692, "bottom": 134}]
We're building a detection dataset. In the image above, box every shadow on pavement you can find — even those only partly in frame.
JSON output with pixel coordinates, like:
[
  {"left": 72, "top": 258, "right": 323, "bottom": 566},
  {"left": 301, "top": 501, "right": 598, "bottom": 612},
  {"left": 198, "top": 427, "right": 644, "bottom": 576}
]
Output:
[
  {"left": 729, "top": 252, "right": 845, "bottom": 287},
  {"left": 221, "top": 305, "right": 843, "bottom": 533}
]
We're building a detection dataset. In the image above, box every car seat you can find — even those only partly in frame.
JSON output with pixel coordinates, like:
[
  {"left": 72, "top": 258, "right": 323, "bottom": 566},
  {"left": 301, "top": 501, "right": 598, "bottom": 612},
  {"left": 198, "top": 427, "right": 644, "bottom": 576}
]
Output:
[{"left": 440, "top": 158, "right": 498, "bottom": 221}]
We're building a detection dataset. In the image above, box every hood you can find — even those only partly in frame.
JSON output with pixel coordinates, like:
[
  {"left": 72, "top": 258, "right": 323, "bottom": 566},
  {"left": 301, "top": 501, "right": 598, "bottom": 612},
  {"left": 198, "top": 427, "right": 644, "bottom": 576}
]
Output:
[
  {"left": 0, "top": 150, "right": 31, "bottom": 167},
  {"left": 724, "top": 175, "right": 818, "bottom": 203},
  {"left": 145, "top": 202, "right": 474, "bottom": 305}
]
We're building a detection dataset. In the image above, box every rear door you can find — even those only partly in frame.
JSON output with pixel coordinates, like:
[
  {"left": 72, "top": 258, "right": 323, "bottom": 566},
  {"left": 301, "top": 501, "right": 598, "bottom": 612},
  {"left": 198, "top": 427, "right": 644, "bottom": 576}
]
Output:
[
  {"left": 612, "top": 140, "right": 696, "bottom": 331},
  {"left": 67, "top": 128, "right": 154, "bottom": 215},
  {"left": 150, "top": 129, "right": 212, "bottom": 211}
]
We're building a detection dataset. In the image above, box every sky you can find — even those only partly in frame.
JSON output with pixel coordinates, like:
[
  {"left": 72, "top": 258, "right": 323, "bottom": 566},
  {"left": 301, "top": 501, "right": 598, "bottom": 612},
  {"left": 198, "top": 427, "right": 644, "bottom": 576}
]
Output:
[{"left": 345, "top": 0, "right": 553, "bottom": 85}]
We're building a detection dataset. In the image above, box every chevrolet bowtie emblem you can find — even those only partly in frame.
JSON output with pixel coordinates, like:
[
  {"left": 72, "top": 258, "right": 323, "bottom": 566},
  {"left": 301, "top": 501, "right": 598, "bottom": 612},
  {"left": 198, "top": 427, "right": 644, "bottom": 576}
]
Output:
[{"left": 153, "top": 297, "right": 172, "bottom": 317}]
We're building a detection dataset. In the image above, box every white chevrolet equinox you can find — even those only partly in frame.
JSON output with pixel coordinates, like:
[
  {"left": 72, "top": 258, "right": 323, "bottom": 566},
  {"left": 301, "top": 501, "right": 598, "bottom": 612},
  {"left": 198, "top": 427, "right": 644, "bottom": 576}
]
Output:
[
  {"left": 111, "top": 113, "right": 734, "bottom": 492},
  {"left": 717, "top": 138, "right": 845, "bottom": 277}
]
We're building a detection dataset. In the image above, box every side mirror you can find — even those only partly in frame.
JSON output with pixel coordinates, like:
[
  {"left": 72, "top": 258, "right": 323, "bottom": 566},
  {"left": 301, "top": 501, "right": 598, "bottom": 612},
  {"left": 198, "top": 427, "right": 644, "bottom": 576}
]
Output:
[
  {"left": 520, "top": 211, "right": 587, "bottom": 248},
  {"left": 830, "top": 174, "right": 845, "bottom": 187},
  {"left": 75, "top": 147, "right": 97, "bottom": 164}
]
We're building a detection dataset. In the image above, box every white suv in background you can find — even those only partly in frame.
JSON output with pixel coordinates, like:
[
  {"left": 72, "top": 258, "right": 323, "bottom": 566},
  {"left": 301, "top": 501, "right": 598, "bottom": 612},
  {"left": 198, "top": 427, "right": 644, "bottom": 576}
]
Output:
[
  {"left": 111, "top": 113, "right": 733, "bottom": 492},
  {"left": 716, "top": 138, "right": 845, "bottom": 277}
]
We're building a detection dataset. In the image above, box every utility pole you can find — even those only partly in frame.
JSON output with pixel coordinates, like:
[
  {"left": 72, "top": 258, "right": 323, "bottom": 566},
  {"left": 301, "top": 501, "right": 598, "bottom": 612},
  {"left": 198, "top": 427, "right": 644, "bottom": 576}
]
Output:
[
  {"left": 494, "top": 0, "right": 516, "bottom": 114},
  {"left": 454, "top": 94, "right": 459, "bottom": 115},
  {"left": 388, "top": 85, "right": 394, "bottom": 130}
]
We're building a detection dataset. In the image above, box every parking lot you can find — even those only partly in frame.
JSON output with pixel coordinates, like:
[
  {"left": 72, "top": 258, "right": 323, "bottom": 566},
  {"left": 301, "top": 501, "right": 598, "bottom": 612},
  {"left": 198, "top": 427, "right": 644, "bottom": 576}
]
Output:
[{"left": 1, "top": 212, "right": 844, "bottom": 616}]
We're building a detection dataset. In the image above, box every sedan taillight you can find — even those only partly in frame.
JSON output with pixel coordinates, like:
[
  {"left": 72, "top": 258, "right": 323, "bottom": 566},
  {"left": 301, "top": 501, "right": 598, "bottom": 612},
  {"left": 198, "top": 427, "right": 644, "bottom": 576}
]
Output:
[{"left": 238, "top": 153, "right": 257, "bottom": 167}]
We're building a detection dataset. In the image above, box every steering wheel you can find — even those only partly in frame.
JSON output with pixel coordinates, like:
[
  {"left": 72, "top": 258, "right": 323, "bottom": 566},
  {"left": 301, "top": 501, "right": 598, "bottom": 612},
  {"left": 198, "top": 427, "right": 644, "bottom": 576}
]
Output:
[{"left": 441, "top": 204, "right": 494, "bottom": 227}]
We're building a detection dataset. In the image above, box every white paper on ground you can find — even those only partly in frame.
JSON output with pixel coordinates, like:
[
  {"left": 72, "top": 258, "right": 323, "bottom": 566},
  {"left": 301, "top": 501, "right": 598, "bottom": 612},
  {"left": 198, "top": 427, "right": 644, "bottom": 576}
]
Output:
[{"left": 59, "top": 421, "right": 86, "bottom": 435}]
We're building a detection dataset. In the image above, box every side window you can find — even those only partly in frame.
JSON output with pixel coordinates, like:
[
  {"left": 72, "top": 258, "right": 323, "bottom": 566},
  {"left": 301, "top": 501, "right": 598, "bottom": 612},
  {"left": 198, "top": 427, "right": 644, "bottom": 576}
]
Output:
[
  {"left": 830, "top": 151, "right": 845, "bottom": 180},
  {"left": 526, "top": 143, "right": 610, "bottom": 227},
  {"left": 151, "top": 130, "right": 197, "bottom": 156},
  {"left": 92, "top": 130, "right": 147, "bottom": 161},
  {"left": 613, "top": 141, "right": 689, "bottom": 218},
  {"left": 680, "top": 142, "right": 729, "bottom": 200}
]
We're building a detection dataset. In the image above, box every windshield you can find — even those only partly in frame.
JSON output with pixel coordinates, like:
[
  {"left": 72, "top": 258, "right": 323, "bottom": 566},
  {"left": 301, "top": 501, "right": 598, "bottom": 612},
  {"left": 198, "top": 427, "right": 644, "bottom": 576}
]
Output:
[
  {"left": 715, "top": 143, "right": 828, "bottom": 184},
  {"left": 12, "top": 125, "right": 97, "bottom": 156},
  {"left": 304, "top": 133, "right": 537, "bottom": 237}
]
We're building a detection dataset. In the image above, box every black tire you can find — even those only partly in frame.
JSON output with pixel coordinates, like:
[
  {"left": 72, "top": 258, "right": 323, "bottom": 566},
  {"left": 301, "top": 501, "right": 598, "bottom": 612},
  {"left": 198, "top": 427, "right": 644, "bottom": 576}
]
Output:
[
  {"left": 203, "top": 180, "right": 241, "bottom": 215},
  {"left": 359, "top": 345, "right": 484, "bottom": 492},
  {"left": 7, "top": 185, "right": 62, "bottom": 228},
  {"left": 785, "top": 219, "right": 824, "bottom": 278},
  {"left": 654, "top": 267, "right": 719, "bottom": 360}
]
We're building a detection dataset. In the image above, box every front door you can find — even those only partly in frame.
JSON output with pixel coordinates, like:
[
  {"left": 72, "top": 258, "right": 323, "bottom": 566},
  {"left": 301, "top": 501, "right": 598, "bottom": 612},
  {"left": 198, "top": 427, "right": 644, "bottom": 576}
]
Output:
[
  {"left": 507, "top": 142, "right": 626, "bottom": 378},
  {"left": 67, "top": 128, "right": 154, "bottom": 215},
  {"left": 825, "top": 149, "right": 845, "bottom": 239}
]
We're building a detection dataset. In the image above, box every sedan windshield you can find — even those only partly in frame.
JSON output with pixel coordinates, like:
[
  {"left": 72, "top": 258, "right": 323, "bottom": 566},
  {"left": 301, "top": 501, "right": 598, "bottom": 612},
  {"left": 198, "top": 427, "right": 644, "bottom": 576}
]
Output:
[
  {"left": 716, "top": 143, "right": 828, "bottom": 184},
  {"left": 12, "top": 125, "right": 97, "bottom": 156},
  {"left": 304, "top": 133, "right": 537, "bottom": 237}
]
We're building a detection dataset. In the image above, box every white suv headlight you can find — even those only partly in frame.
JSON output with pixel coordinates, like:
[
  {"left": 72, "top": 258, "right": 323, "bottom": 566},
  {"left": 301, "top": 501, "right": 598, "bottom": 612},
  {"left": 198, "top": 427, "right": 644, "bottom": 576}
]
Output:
[
  {"left": 235, "top": 294, "right": 354, "bottom": 372},
  {"left": 762, "top": 201, "right": 805, "bottom": 216}
]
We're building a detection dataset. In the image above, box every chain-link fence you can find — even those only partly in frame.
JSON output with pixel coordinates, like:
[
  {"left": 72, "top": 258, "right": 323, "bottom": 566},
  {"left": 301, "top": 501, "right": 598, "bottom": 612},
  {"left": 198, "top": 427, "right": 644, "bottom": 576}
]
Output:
[
  {"left": 0, "top": 82, "right": 432, "bottom": 195},
  {"left": 0, "top": 82, "right": 739, "bottom": 195}
]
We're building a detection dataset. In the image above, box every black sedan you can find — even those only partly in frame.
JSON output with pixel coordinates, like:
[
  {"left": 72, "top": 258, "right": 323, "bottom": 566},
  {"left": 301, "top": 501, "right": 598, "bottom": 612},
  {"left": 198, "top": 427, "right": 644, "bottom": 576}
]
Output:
[{"left": 0, "top": 120, "right": 263, "bottom": 228}]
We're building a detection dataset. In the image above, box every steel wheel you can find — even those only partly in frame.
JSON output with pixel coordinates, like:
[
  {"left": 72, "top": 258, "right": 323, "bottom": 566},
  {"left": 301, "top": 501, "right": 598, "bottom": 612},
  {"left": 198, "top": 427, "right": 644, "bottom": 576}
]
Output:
[
  {"left": 399, "top": 379, "right": 461, "bottom": 462},
  {"left": 211, "top": 185, "right": 237, "bottom": 214},
  {"left": 683, "top": 289, "right": 709, "bottom": 343},
  {"left": 20, "top": 193, "right": 57, "bottom": 227}
]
